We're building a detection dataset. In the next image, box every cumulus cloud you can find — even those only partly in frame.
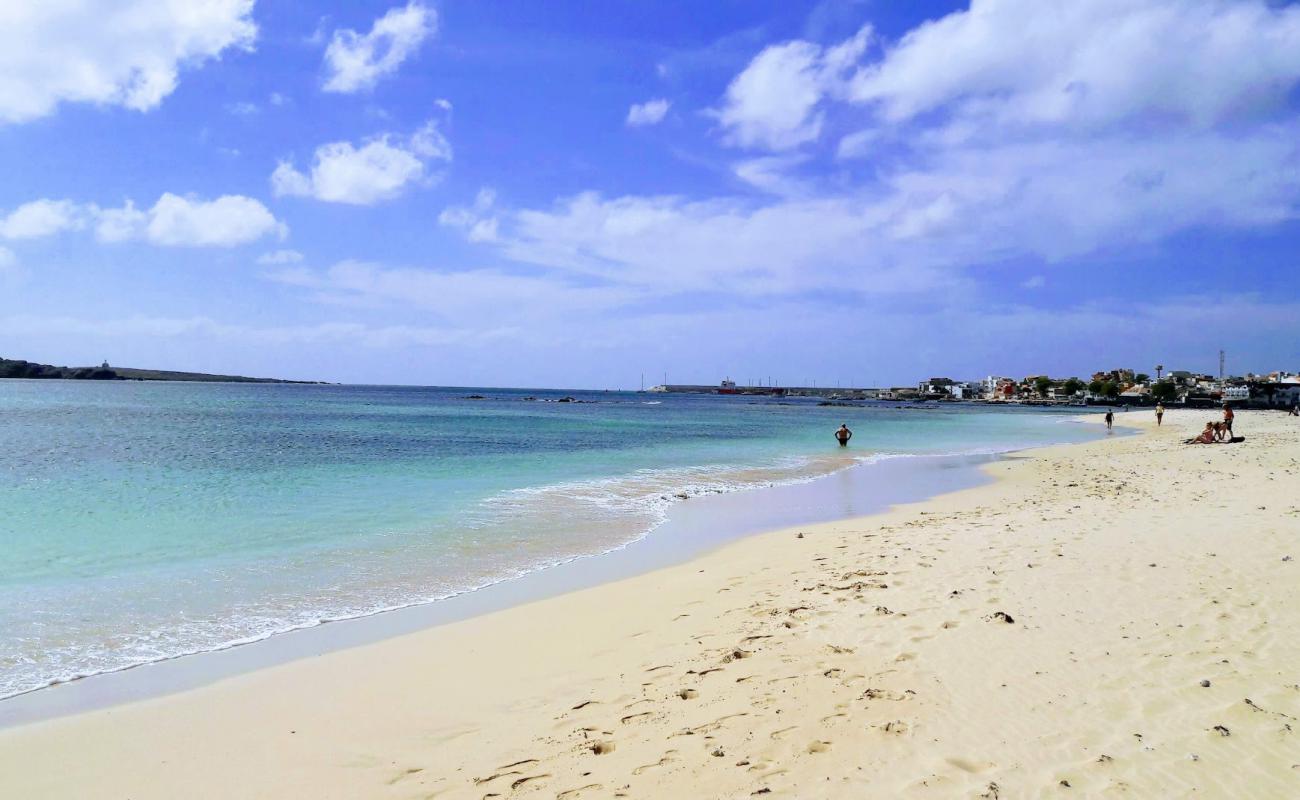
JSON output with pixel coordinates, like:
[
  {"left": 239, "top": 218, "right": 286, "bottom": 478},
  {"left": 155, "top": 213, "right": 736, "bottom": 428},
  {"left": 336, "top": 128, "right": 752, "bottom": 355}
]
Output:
[
  {"left": 0, "top": 0, "right": 256, "bottom": 124},
  {"left": 273, "top": 119, "right": 451, "bottom": 204},
  {"left": 848, "top": 0, "right": 1300, "bottom": 133},
  {"left": 715, "top": 25, "right": 870, "bottom": 150},
  {"left": 0, "top": 200, "right": 84, "bottom": 239},
  {"left": 0, "top": 194, "right": 286, "bottom": 247},
  {"left": 626, "top": 99, "right": 670, "bottom": 127},
  {"left": 144, "top": 194, "right": 285, "bottom": 246},
  {"left": 322, "top": 2, "right": 435, "bottom": 93}
]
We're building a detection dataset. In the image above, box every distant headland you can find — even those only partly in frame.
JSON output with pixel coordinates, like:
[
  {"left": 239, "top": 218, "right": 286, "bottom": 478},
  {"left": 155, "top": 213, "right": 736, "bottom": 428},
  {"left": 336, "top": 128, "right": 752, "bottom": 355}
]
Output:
[{"left": 0, "top": 357, "right": 323, "bottom": 384}]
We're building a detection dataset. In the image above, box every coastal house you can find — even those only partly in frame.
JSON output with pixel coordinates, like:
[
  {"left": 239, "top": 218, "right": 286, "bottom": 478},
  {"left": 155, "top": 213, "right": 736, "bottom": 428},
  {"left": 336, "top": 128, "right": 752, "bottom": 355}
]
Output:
[
  {"left": 918, "top": 377, "right": 957, "bottom": 398},
  {"left": 1092, "top": 368, "right": 1136, "bottom": 386},
  {"left": 982, "top": 376, "right": 1013, "bottom": 396},
  {"left": 1262, "top": 383, "right": 1300, "bottom": 407}
]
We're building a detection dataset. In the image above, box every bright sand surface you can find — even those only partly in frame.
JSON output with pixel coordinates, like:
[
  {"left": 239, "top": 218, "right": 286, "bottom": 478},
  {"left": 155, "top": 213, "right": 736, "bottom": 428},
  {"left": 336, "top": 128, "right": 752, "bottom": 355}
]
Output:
[{"left": 1, "top": 408, "right": 1298, "bottom": 798}]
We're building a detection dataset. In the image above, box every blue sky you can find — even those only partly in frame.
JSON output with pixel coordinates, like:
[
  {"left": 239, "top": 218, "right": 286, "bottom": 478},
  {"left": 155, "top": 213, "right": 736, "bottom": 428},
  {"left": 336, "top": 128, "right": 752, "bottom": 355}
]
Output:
[{"left": 2, "top": 0, "right": 1298, "bottom": 387}]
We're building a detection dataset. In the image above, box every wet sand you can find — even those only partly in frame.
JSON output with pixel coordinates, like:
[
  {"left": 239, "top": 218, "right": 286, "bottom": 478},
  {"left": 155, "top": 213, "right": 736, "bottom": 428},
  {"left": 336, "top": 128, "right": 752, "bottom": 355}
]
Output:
[{"left": 1, "top": 408, "right": 1297, "bottom": 798}]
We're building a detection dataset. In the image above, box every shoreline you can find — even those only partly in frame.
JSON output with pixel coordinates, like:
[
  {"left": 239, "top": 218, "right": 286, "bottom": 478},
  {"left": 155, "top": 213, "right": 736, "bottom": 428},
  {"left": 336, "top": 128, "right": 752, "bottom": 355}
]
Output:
[
  {"left": 0, "top": 442, "right": 1070, "bottom": 728},
  {"left": 4, "top": 408, "right": 1296, "bottom": 798}
]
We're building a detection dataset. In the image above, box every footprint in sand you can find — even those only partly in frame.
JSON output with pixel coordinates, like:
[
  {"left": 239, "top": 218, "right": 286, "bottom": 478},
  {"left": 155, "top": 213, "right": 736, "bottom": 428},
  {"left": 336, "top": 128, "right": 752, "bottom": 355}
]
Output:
[
  {"left": 946, "top": 757, "right": 996, "bottom": 774},
  {"left": 631, "top": 751, "right": 678, "bottom": 775},
  {"left": 385, "top": 767, "right": 424, "bottom": 785},
  {"left": 510, "top": 773, "right": 551, "bottom": 790}
]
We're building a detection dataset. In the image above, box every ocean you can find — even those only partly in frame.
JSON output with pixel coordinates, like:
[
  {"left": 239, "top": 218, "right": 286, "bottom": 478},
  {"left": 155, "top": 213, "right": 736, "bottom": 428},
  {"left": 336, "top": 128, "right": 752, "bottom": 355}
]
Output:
[{"left": 0, "top": 380, "right": 1102, "bottom": 700}]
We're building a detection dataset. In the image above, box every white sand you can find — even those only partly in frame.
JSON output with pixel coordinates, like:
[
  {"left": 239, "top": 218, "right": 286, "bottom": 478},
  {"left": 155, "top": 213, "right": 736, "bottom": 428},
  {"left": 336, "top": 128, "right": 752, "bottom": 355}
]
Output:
[{"left": 2, "top": 407, "right": 1298, "bottom": 798}]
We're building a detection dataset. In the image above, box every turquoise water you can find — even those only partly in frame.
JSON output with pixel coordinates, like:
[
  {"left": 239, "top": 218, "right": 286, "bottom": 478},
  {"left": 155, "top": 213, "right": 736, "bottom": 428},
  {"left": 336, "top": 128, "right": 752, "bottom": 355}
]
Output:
[{"left": 0, "top": 381, "right": 1101, "bottom": 699}]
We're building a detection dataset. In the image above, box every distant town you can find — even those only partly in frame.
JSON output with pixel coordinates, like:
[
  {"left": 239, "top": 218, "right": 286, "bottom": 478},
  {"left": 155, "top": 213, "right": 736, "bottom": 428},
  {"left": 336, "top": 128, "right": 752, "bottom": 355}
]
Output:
[{"left": 651, "top": 363, "right": 1300, "bottom": 409}]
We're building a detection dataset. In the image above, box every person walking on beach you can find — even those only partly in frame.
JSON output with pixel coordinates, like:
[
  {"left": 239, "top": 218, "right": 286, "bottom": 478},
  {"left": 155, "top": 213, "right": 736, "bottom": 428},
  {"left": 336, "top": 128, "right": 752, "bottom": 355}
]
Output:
[
  {"left": 1155, "top": 402, "right": 1165, "bottom": 426},
  {"left": 835, "top": 424, "right": 852, "bottom": 446},
  {"left": 1223, "top": 403, "right": 1235, "bottom": 437},
  {"left": 1104, "top": 409, "right": 1114, "bottom": 431}
]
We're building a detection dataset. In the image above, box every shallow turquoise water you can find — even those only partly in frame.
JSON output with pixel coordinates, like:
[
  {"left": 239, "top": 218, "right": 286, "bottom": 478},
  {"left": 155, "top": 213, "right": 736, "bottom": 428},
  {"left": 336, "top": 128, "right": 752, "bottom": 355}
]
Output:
[{"left": 0, "top": 381, "right": 1101, "bottom": 698}]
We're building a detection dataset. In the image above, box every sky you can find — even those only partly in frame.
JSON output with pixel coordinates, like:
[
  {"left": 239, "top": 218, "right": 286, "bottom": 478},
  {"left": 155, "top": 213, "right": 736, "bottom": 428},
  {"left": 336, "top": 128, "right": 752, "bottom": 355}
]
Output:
[{"left": 2, "top": 0, "right": 1299, "bottom": 388}]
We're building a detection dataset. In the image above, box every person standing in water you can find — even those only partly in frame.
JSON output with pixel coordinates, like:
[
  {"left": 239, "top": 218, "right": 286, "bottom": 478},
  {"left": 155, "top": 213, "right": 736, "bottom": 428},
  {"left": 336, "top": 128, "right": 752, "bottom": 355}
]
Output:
[
  {"left": 1155, "top": 402, "right": 1165, "bottom": 426},
  {"left": 1104, "top": 409, "right": 1114, "bottom": 431},
  {"left": 835, "top": 424, "right": 852, "bottom": 446}
]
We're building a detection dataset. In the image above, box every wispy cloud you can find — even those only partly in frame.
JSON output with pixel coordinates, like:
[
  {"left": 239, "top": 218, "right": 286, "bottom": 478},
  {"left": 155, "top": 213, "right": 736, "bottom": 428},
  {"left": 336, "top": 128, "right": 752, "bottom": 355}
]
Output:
[
  {"left": 443, "top": 0, "right": 1300, "bottom": 306},
  {"left": 626, "top": 99, "right": 670, "bottom": 127},
  {"left": 322, "top": 2, "right": 435, "bottom": 93}
]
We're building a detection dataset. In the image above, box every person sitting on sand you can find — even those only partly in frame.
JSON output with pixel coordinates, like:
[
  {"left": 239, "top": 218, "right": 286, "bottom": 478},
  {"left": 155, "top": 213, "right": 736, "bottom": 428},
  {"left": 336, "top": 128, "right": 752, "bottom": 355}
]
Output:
[
  {"left": 835, "top": 424, "right": 852, "bottom": 446},
  {"left": 1186, "top": 422, "right": 1217, "bottom": 444},
  {"left": 1290, "top": 403, "right": 1299, "bottom": 417}
]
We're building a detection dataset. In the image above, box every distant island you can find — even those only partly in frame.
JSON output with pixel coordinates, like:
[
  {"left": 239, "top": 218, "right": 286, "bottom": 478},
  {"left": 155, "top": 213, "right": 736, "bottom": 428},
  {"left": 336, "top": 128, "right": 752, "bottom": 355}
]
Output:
[{"left": 0, "top": 357, "right": 321, "bottom": 384}]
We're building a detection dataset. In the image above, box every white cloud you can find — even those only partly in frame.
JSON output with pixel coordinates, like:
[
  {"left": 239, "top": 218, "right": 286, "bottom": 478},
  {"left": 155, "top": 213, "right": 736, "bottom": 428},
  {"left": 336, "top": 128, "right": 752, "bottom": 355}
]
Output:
[
  {"left": 143, "top": 194, "right": 286, "bottom": 247},
  {"left": 94, "top": 201, "right": 148, "bottom": 243},
  {"left": 715, "top": 26, "right": 870, "bottom": 150},
  {"left": 465, "top": 0, "right": 1300, "bottom": 301},
  {"left": 322, "top": 2, "right": 435, "bottom": 93},
  {"left": 0, "top": 200, "right": 84, "bottom": 239},
  {"left": 732, "top": 154, "right": 811, "bottom": 196},
  {"left": 464, "top": 116, "right": 1300, "bottom": 298},
  {"left": 1021, "top": 275, "right": 1046, "bottom": 289},
  {"left": 0, "top": 0, "right": 256, "bottom": 124},
  {"left": 1, "top": 195, "right": 285, "bottom": 247},
  {"left": 257, "top": 249, "right": 305, "bottom": 265},
  {"left": 439, "top": 188, "right": 499, "bottom": 242},
  {"left": 626, "top": 99, "right": 670, "bottom": 127},
  {"left": 273, "top": 119, "right": 451, "bottom": 204},
  {"left": 848, "top": 0, "right": 1300, "bottom": 133}
]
